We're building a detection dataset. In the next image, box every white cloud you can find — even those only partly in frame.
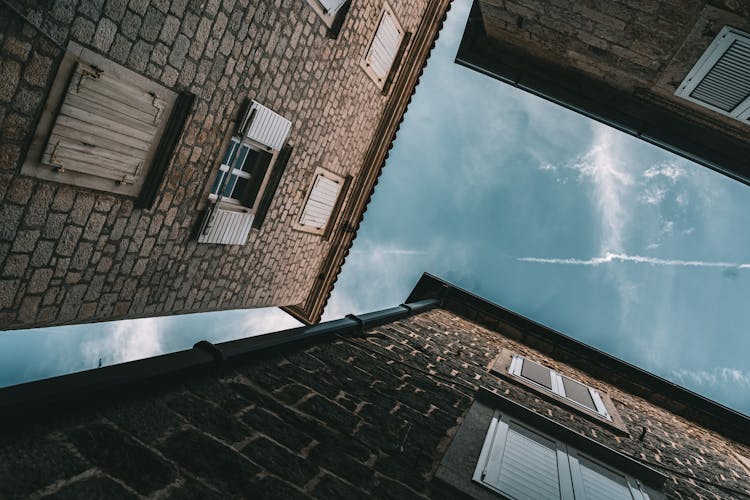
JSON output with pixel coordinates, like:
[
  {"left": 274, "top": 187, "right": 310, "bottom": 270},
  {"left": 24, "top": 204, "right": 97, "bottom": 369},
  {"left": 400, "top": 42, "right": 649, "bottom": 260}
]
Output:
[
  {"left": 638, "top": 186, "right": 668, "bottom": 205},
  {"left": 80, "top": 317, "right": 165, "bottom": 368},
  {"left": 570, "top": 125, "right": 633, "bottom": 252},
  {"left": 671, "top": 367, "right": 750, "bottom": 388},
  {"left": 518, "top": 252, "right": 750, "bottom": 270},
  {"left": 643, "top": 163, "right": 685, "bottom": 181}
]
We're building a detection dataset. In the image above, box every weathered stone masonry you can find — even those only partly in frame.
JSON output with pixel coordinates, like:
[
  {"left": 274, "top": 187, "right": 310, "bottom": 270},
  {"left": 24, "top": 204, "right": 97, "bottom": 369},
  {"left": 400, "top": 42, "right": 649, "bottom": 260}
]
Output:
[
  {"left": 1, "top": 306, "right": 748, "bottom": 498},
  {"left": 0, "top": 0, "right": 436, "bottom": 330}
]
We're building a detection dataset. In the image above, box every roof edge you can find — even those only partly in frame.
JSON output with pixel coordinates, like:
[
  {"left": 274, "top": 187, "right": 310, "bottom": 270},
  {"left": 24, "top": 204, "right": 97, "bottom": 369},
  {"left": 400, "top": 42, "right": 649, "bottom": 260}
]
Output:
[
  {"left": 407, "top": 272, "right": 750, "bottom": 446},
  {"left": 283, "top": 0, "right": 454, "bottom": 325}
]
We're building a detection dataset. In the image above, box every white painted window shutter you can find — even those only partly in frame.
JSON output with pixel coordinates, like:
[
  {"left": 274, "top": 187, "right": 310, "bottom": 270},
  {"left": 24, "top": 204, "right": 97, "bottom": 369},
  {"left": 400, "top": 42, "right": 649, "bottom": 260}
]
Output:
[
  {"left": 41, "top": 62, "right": 166, "bottom": 184},
  {"left": 366, "top": 7, "right": 404, "bottom": 81},
  {"left": 481, "top": 420, "right": 562, "bottom": 500},
  {"left": 242, "top": 101, "right": 292, "bottom": 151},
  {"left": 675, "top": 27, "right": 750, "bottom": 122},
  {"left": 319, "top": 0, "right": 346, "bottom": 15},
  {"left": 299, "top": 174, "right": 341, "bottom": 229},
  {"left": 198, "top": 207, "right": 255, "bottom": 245}
]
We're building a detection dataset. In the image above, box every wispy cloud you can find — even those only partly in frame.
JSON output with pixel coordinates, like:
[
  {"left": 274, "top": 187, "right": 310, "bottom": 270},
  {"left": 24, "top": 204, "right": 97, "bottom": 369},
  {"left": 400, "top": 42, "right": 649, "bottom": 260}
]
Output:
[
  {"left": 518, "top": 252, "right": 750, "bottom": 269},
  {"left": 570, "top": 126, "right": 633, "bottom": 252},
  {"left": 80, "top": 317, "right": 165, "bottom": 368},
  {"left": 350, "top": 248, "right": 426, "bottom": 256},
  {"left": 671, "top": 367, "right": 750, "bottom": 389},
  {"left": 643, "top": 163, "right": 685, "bottom": 181}
]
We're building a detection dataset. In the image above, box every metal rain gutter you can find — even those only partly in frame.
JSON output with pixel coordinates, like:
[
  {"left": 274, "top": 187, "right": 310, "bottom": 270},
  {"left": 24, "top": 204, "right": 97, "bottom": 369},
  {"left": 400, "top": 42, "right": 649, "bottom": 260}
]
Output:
[{"left": 0, "top": 299, "right": 439, "bottom": 420}]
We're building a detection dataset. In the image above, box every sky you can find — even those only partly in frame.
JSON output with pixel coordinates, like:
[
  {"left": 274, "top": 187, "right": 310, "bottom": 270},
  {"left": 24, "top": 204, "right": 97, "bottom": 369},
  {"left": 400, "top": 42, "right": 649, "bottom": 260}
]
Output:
[{"left": 2, "top": 0, "right": 749, "bottom": 415}]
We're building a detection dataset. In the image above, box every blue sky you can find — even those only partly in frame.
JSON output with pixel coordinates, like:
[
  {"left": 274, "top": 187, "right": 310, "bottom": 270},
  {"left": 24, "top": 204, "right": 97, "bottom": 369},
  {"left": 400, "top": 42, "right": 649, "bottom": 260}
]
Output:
[{"left": 2, "top": 0, "right": 749, "bottom": 415}]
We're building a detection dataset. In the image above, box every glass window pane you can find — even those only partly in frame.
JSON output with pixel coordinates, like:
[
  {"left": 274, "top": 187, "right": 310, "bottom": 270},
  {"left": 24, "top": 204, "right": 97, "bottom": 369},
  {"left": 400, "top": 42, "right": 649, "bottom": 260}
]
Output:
[
  {"left": 233, "top": 145, "right": 251, "bottom": 170},
  {"left": 577, "top": 455, "right": 634, "bottom": 500},
  {"left": 231, "top": 177, "right": 249, "bottom": 200},
  {"left": 223, "top": 174, "right": 238, "bottom": 198},
  {"left": 521, "top": 359, "right": 553, "bottom": 389},
  {"left": 210, "top": 171, "right": 225, "bottom": 195},
  {"left": 562, "top": 376, "right": 596, "bottom": 411},
  {"left": 222, "top": 139, "right": 239, "bottom": 165}
]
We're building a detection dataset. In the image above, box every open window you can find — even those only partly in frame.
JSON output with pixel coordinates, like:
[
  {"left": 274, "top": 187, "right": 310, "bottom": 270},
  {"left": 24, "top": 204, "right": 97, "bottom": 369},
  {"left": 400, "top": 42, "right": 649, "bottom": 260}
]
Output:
[
  {"left": 675, "top": 26, "right": 750, "bottom": 123},
  {"left": 293, "top": 167, "right": 348, "bottom": 238},
  {"left": 360, "top": 2, "right": 406, "bottom": 91},
  {"left": 305, "top": 0, "right": 351, "bottom": 38},
  {"left": 198, "top": 100, "right": 292, "bottom": 245},
  {"left": 21, "top": 42, "right": 191, "bottom": 207}
]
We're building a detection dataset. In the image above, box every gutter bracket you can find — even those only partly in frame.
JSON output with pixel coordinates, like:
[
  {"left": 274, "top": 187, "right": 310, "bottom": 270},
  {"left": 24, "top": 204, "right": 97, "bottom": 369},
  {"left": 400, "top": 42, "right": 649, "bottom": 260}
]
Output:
[
  {"left": 193, "top": 340, "right": 226, "bottom": 372},
  {"left": 345, "top": 314, "right": 365, "bottom": 336}
]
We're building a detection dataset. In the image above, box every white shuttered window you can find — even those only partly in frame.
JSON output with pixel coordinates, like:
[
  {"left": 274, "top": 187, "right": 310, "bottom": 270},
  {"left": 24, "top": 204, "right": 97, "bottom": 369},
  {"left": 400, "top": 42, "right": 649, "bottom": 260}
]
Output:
[
  {"left": 299, "top": 171, "right": 343, "bottom": 230},
  {"left": 361, "top": 3, "right": 405, "bottom": 87},
  {"left": 474, "top": 413, "right": 661, "bottom": 500},
  {"left": 675, "top": 26, "right": 750, "bottom": 123}
]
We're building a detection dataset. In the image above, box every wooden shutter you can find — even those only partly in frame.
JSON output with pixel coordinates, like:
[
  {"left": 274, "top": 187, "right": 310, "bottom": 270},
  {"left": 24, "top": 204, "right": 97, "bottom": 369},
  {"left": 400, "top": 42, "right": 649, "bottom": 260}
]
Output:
[
  {"left": 570, "top": 453, "right": 643, "bottom": 500},
  {"left": 481, "top": 420, "right": 562, "bottom": 500},
  {"left": 299, "top": 174, "right": 341, "bottom": 229},
  {"left": 365, "top": 5, "right": 404, "bottom": 82},
  {"left": 676, "top": 27, "right": 750, "bottom": 121},
  {"left": 242, "top": 101, "right": 292, "bottom": 151},
  {"left": 41, "top": 62, "right": 166, "bottom": 184},
  {"left": 197, "top": 207, "right": 255, "bottom": 245}
]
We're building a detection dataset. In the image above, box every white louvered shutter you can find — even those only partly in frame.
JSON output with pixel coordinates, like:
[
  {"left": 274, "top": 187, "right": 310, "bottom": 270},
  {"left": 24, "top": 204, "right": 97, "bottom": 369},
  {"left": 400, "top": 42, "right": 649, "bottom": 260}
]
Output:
[
  {"left": 676, "top": 27, "right": 750, "bottom": 122},
  {"left": 570, "top": 453, "right": 647, "bottom": 500},
  {"left": 299, "top": 174, "right": 341, "bottom": 229},
  {"left": 41, "top": 62, "right": 166, "bottom": 184},
  {"left": 197, "top": 208, "right": 255, "bottom": 245},
  {"left": 365, "top": 7, "right": 404, "bottom": 82},
  {"left": 482, "top": 421, "right": 562, "bottom": 500},
  {"left": 244, "top": 101, "right": 292, "bottom": 151},
  {"left": 319, "top": 0, "right": 346, "bottom": 15}
]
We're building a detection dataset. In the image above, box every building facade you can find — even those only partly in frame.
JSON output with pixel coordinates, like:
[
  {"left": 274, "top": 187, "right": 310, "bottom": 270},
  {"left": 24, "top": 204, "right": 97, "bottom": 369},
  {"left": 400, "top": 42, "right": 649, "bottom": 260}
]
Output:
[
  {"left": 456, "top": 0, "right": 750, "bottom": 185},
  {"left": 1, "top": 274, "right": 748, "bottom": 498},
  {"left": 0, "top": 0, "right": 450, "bottom": 330}
]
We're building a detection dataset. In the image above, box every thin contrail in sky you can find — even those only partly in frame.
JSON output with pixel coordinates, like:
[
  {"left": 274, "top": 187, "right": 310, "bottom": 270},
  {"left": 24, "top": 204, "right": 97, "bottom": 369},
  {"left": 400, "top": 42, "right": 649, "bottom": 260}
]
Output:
[{"left": 518, "top": 252, "right": 750, "bottom": 269}]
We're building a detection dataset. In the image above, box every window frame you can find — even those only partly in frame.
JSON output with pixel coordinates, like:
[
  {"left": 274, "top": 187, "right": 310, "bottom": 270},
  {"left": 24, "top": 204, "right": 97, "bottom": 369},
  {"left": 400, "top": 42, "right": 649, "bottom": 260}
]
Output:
[
  {"left": 293, "top": 167, "right": 349, "bottom": 238},
  {"left": 434, "top": 390, "right": 667, "bottom": 500},
  {"left": 360, "top": 2, "right": 407, "bottom": 92},
  {"left": 20, "top": 41, "right": 180, "bottom": 198},
  {"left": 492, "top": 349, "right": 627, "bottom": 433},
  {"left": 474, "top": 411, "right": 660, "bottom": 500}
]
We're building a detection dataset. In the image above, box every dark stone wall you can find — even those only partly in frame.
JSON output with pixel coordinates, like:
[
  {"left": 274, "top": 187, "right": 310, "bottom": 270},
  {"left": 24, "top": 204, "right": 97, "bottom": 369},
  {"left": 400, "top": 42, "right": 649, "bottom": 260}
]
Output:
[
  {"left": 0, "top": 0, "right": 431, "bottom": 330},
  {"left": 1, "top": 309, "right": 748, "bottom": 498}
]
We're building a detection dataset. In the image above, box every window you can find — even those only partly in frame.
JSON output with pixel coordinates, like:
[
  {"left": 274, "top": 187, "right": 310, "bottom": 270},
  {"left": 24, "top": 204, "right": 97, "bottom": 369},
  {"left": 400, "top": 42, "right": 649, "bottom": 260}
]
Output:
[
  {"left": 361, "top": 2, "right": 406, "bottom": 90},
  {"left": 198, "top": 100, "right": 291, "bottom": 245},
  {"left": 675, "top": 26, "right": 750, "bottom": 123},
  {"left": 294, "top": 167, "right": 347, "bottom": 237},
  {"left": 508, "top": 355, "right": 611, "bottom": 420},
  {"left": 21, "top": 42, "right": 186, "bottom": 202},
  {"left": 305, "top": 0, "right": 350, "bottom": 37},
  {"left": 475, "top": 412, "right": 661, "bottom": 500}
]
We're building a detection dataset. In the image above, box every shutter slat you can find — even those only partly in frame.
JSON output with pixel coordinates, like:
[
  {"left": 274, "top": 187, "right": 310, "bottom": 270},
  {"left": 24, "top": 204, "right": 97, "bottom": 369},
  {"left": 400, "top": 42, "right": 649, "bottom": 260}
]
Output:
[
  {"left": 77, "top": 70, "right": 166, "bottom": 116},
  {"left": 578, "top": 456, "right": 633, "bottom": 500},
  {"left": 66, "top": 92, "right": 158, "bottom": 126},
  {"left": 59, "top": 103, "right": 156, "bottom": 142},
  {"left": 689, "top": 39, "right": 750, "bottom": 112},
  {"left": 51, "top": 115, "right": 152, "bottom": 152},
  {"left": 246, "top": 101, "right": 292, "bottom": 151},
  {"left": 198, "top": 208, "right": 254, "bottom": 245},
  {"left": 299, "top": 174, "right": 342, "bottom": 229}
]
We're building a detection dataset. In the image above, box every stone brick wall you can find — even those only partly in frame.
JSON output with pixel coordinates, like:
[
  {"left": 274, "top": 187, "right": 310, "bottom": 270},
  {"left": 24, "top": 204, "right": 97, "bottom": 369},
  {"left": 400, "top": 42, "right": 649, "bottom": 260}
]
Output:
[
  {"left": 0, "top": 0, "right": 432, "bottom": 329},
  {"left": 1, "top": 309, "right": 748, "bottom": 498},
  {"left": 476, "top": 0, "right": 750, "bottom": 143}
]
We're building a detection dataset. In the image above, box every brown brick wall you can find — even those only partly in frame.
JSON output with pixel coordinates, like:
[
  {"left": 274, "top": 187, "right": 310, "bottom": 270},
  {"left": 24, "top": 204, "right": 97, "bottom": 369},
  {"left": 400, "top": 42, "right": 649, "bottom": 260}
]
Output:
[
  {"left": 0, "top": 0, "right": 432, "bottom": 329},
  {"left": 1, "top": 309, "right": 748, "bottom": 498},
  {"left": 476, "top": 0, "right": 750, "bottom": 142}
]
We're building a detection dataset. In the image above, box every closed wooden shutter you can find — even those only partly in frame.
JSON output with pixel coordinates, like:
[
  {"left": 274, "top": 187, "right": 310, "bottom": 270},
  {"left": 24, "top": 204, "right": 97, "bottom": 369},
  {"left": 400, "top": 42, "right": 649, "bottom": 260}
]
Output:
[
  {"left": 299, "top": 174, "right": 341, "bottom": 229},
  {"left": 41, "top": 62, "right": 166, "bottom": 184},
  {"left": 243, "top": 101, "right": 292, "bottom": 151},
  {"left": 482, "top": 421, "right": 562, "bottom": 500},
  {"left": 572, "top": 454, "right": 638, "bottom": 500},
  {"left": 365, "top": 6, "right": 404, "bottom": 82},
  {"left": 197, "top": 207, "right": 255, "bottom": 245},
  {"left": 676, "top": 27, "right": 750, "bottom": 121}
]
